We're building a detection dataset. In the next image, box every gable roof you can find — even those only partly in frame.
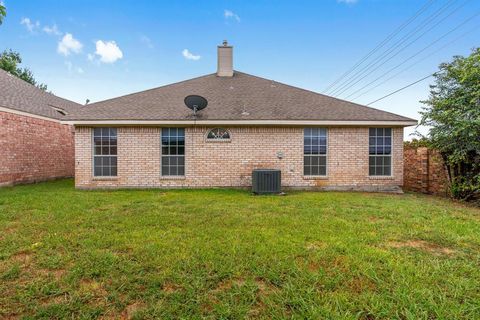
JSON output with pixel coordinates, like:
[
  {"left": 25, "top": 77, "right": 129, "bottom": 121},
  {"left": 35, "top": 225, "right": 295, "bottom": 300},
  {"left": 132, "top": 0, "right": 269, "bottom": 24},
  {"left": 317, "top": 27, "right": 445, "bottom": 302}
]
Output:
[
  {"left": 0, "top": 69, "right": 82, "bottom": 120},
  {"left": 67, "top": 71, "right": 415, "bottom": 125}
]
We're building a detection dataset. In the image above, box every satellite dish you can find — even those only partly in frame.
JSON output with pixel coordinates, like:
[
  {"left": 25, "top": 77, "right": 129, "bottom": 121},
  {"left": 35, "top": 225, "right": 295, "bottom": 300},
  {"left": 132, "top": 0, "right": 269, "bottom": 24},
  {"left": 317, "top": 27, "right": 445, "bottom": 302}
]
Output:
[{"left": 184, "top": 95, "right": 208, "bottom": 114}]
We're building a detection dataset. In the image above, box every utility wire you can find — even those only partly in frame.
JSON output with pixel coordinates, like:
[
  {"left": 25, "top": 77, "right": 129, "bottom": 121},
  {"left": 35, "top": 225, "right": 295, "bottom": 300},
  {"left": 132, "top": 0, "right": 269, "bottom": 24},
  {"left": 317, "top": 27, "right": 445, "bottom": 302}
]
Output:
[
  {"left": 345, "top": 13, "right": 480, "bottom": 100},
  {"left": 322, "top": 0, "right": 437, "bottom": 93},
  {"left": 351, "top": 23, "right": 480, "bottom": 101},
  {"left": 329, "top": 0, "right": 463, "bottom": 97},
  {"left": 329, "top": 0, "right": 459, "bottom": 96},
  {"left": 367, "top": 74, "right": 434, "bottom": 105},
  {"left": 337, "top": 0, "right": 471, "bottom": 95}
]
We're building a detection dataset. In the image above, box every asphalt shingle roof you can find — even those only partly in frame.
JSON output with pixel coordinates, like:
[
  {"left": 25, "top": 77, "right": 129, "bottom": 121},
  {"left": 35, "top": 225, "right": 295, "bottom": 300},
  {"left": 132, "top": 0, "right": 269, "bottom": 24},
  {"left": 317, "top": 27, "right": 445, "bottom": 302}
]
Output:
[
  {"left": 0, "top": 69, "right": 82, "bottom": 120},
  {"left": 65, "top": 71, "right": 415, "bottom": 122}
]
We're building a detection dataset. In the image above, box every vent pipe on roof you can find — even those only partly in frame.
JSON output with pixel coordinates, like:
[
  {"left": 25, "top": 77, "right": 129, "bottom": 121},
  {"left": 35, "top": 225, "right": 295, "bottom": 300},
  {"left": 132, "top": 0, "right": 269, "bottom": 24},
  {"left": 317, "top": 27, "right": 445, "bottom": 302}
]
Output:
[{"left": 217, "top": 40, "right": 233, "bottom": 77}]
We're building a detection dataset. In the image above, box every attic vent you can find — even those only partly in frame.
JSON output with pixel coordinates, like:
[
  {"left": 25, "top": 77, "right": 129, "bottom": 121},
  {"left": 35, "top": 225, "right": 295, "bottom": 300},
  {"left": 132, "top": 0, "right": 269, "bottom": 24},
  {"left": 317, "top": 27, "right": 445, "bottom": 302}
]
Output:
[{"left": 49, "top": 105, "right": 67, "bottom": 116}]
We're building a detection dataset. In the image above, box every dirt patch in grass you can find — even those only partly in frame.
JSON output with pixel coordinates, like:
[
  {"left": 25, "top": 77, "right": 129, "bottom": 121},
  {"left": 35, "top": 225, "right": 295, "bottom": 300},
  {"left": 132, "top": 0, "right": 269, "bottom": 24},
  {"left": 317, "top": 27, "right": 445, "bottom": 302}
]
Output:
[
  {"left": 298, "top": 255, "right": 350, "bottom": 274},
  {"left": 212, "top": 277, "right": 245, "bottom": 293},
  {"left": 368, "top": 216, "right": 385, "bottom": 223},
  {"left": 38, "top": 268, "right": 66, "bottom": 280},
  {"left": 247, "top": 299, "right": 267, "bottom": 318},
  {"left": 162, "top": 282, "right": 183, "bottom": 294},
  {"left": 79, "top": 278, "right": 108, "bottom": 297},
  {"left": 10, "top": 251, "right": 33, "bottom": 265},
  {"left": 308, "top": 261, "right": 321, "bottom": 272},
  {"left": 255, "top": 277, "right": 278, "bottom": 296},
  {"left": 0, "top": 224, "right": 18, "bottom": 241},
  {"left": 120, "top": 301, "right": 146, "bottom": 320},
  {"left": 305, "top": 241, "right": 327, "bottom": 250},
  {"left": 387, "top": 240, "right": 455, "bottom": 255},
  {"left": 40, "top": 293, "right": 67, "bottom": 306},
  {"left": 0, "top": 312, "right": 21, "bottom": 320},
  {"left": 346, "top": 276, "right": 377, "bottom": 294},
  {"left": 247, "top": 278, "right": 278, "bottom": 318}
]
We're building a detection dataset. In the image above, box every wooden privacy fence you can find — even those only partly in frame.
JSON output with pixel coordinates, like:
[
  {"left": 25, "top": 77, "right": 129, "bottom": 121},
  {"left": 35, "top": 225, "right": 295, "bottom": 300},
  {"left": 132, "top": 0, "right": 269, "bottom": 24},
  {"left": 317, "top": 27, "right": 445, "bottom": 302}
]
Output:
[{"left": 403, "top": 147, "right": 449, "bottom": 196}]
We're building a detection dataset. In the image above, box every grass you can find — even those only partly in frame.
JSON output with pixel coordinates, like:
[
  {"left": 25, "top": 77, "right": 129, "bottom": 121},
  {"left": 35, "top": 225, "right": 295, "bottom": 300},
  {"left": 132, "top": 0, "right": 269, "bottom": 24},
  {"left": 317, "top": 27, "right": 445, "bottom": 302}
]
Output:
[{"left": 0, "top": 180, "right": 479, "bottom": 319}]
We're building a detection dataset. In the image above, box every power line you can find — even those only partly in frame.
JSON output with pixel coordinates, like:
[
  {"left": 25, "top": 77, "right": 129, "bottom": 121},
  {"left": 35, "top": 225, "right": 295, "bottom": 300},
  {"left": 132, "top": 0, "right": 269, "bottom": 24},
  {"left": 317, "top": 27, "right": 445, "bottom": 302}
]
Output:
[
  {"left": 337, "top": 0, "right": 473, "bottom": 95},
  {"left": 328, "top": 0, "right": 459, "bottom": 96},
  {"left": 350, "top": 23, "right": 480, "bottom": 101},
  {"left": 367, "top": 74, "right": 434, "bottom": 105},
  {"left": 328, "top": 0, "right": 460, "bottom": 96},
  {"left": 322, "top": 0, "right": 437, "bottom": 94},
  {"left": 345, "top": 13, "right": 480, "bottom": 100}
]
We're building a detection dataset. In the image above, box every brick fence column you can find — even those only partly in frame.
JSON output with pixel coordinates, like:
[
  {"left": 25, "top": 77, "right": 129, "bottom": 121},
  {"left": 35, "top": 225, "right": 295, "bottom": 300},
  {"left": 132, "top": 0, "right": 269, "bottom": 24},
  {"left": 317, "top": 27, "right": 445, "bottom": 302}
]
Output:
[{"left": 418, "top": 147, "right": 429, "bottom": 193}]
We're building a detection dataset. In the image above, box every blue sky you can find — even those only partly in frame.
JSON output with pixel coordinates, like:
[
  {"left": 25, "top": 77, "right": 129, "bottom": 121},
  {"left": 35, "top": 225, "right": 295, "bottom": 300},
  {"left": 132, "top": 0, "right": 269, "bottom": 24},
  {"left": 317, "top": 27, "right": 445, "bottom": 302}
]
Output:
[{"left": 0, "top": 0, "right": 479, "bottom": 138}]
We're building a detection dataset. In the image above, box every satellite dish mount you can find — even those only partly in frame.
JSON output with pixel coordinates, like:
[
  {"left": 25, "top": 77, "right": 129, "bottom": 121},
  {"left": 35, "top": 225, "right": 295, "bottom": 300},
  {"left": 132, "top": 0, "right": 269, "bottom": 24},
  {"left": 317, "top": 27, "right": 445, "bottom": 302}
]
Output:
[{"left": 184, "top": 95, "right": 208, "bottom": 119}]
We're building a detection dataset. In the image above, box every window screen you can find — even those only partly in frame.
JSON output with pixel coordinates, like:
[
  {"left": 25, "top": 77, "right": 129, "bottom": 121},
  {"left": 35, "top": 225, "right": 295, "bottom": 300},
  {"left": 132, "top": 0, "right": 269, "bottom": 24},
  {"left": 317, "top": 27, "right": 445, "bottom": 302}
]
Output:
[
  {"left": 369, "top": 128, "right": 392, "bottom": 176},
  {"left": 304, "top": 128, "right": 327, "bottom": 176},
  {"left": 93, "top": 128, "right": 117, "bottom": 176},
  {"left": 161, "top": 128, "right": 185, "bottom": 176}
]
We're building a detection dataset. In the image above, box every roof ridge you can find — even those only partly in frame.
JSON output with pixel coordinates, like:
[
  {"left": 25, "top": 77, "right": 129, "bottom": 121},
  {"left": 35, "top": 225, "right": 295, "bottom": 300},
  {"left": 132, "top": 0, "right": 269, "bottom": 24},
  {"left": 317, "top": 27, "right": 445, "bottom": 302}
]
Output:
[
  {"left": 234, "top": 71, "right": 416, "bottom": 122},
  {"left": 62, "top": 69, "right": 416, "bottom": 123}
]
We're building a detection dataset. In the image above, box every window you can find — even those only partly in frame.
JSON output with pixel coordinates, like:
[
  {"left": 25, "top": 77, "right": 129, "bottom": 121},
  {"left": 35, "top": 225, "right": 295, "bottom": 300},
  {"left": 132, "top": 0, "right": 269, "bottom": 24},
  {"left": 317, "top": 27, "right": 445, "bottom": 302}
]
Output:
[
  {"left": 93, "top": 128, "right": 117, "bottom": 176},
  {"left": 206, "top": 128, "right": 230, "bottom": 140},
  {"left": 161, "top": 128, "right": 185, "bottom": 176},
  {"left": 304, "top": 128, "right": 327, "bottom": 176},
  {"left": 369, "top": 128, "right": 392, "bottom": 176}
]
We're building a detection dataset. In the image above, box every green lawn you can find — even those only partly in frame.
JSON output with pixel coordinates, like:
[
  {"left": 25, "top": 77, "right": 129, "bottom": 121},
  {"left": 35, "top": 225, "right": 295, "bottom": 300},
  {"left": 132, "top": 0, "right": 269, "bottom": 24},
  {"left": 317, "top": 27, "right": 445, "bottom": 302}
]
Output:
[{"left": 0, "top": 180, "right": 479, "bottom": 319}]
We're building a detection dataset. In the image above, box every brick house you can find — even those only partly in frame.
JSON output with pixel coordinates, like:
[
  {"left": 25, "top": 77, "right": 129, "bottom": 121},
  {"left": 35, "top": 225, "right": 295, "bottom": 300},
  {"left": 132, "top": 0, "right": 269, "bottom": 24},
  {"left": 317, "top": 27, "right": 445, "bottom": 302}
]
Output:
[
  {"left": 0, "top": 69, "right": 81, "bottom": 186},
  {"left": 65, "top": 42, "right": 416, "bottom": 190}
]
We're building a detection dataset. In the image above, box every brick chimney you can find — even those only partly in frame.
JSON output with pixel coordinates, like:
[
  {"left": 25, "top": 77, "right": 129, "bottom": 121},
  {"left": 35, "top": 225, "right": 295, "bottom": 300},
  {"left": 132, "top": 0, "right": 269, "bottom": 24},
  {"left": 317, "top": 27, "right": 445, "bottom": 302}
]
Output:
[{"left": 217, "top": 40, "right": 233, "bottom": 77}]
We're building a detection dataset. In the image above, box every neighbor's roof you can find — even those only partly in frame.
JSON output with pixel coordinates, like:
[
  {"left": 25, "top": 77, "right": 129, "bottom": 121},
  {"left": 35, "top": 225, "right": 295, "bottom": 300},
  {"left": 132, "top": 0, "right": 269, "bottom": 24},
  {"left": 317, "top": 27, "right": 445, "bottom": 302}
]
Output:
[
  {"left": 65, "top": 71, "right": 416, "bottom": 124},
  {"left": 0, "top": 69, "right": 82, "bottom": 120}
]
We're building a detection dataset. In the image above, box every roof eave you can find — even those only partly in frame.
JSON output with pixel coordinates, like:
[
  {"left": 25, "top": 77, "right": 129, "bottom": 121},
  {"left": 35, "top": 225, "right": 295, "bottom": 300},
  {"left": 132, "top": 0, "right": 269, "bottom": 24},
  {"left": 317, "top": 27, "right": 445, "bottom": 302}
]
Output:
[
  {"left": 62, "top": 119, "right": 417, "bottom": 127},
  {"left": 0, "top": 105, "right": 62, "bottom": 122}
]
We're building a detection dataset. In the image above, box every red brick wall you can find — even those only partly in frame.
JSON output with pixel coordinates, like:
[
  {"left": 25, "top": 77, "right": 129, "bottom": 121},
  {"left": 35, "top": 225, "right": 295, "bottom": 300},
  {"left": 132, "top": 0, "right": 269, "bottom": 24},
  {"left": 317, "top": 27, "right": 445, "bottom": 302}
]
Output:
[
  {"left": 403, "top": 147, "right": 449, "bottom": 196},
  {"left": 75, "top": 126, "right": 404, "bottom": 190},
  {"left": 0, "top": 111, "right": 75, "bottom": 186}
]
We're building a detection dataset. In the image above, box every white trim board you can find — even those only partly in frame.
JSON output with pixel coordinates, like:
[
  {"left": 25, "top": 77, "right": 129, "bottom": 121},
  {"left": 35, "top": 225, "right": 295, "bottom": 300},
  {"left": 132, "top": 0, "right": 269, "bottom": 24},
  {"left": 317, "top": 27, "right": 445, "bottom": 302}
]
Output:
[{"left": 63, "top": 119, "right": 417, "bottom": 127}]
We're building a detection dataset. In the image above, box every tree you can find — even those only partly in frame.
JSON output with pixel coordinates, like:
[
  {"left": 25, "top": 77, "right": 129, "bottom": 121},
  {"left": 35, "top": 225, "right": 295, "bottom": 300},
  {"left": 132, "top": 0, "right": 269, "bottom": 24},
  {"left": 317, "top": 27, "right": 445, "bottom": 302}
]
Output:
[
  {"left": 0, "top": 50, "right": 48, "bottom": 91},
  {"left": 419, "top": 47, "right": 480, "bottom": 201},
  {"left": 0, "top": 3, "right": 6, "bottom": 25}
]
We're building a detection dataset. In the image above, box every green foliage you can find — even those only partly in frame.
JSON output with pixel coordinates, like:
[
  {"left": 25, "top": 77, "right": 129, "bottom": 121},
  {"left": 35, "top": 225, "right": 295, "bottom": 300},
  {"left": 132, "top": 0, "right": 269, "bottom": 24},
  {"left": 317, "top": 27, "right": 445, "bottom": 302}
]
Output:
[
  {"left": 0, "top": 49, "right": 48, "bottom": 91},
  {"left": 404, "top": 137, "right": 431, "bottom": 149},
  {"left": 0, "top": 179, "right": 480, "bottom": 318},
  {"left": 420, "top": 48, "right": 480, "bottom": 201},
  {"left": 0, "top": 3, "right": 6, "bottom": 25}
]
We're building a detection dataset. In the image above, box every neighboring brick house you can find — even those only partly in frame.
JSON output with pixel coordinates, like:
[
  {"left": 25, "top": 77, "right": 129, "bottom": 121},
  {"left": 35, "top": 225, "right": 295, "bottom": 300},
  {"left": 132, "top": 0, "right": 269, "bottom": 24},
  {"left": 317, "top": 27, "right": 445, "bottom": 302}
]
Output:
[
  {"left": 64, "top": 42, "right": 416, "bottom": 190},
  {"left": 0, "top": 69, "right": 81, "bottom": 186}
]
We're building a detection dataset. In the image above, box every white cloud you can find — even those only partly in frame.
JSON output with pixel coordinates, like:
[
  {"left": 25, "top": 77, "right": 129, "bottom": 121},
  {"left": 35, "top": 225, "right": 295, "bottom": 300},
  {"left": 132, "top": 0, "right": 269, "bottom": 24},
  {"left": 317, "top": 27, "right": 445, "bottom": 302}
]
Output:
[
  {"left": 20, "top": 17, "right": 40, "bottom": 33},
  {"left": 337, "top": 0, "right": 358, "bottom": 4},
  {"left": 57, "top": 33, "right": 83, "bottom": 56},
  {"left": 94, "top": 40, "right": 123, "bottom": 63},
  {"left": 77, "top": 67, "right": 84, "bottom": 74},
  {"left": 140, "top": 35, "right": 154, "bottom": 49},
  {"left": 182, "top": 49, "right": 201, "bottom": 61},
  {"left": 43, "top": 24, "right": 61, "bottom": 36},
  {"left": 224, "top": 9, "right": 240, "bottom": 22},
  {"left": 87, "top": 53, "right": 95, "bottom": 61}
]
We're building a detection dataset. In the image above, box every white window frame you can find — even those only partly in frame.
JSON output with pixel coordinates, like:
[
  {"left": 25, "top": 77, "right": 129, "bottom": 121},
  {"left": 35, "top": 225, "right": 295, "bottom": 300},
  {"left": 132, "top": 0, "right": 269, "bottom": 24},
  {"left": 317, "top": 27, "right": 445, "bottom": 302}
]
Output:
[
  {"left": 303, "top": 128, "right": 328, "bottom": 177},
  {"left": 92, "top": 127, "right": 118, "bottom": 177},
  {"left": 368, "top": 127, "right": 393, "bottom": 177},
  {"left": 160, "top": 128, "right": 186, "bottom": 177}
]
